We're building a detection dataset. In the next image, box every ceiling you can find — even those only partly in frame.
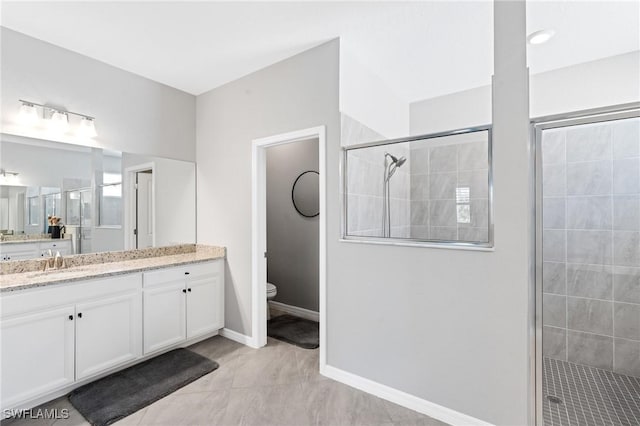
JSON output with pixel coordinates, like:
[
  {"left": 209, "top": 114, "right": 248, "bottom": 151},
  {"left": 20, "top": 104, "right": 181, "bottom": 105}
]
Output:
[{"left": 1, "top": 1, "right": 638, "bottom": 103}]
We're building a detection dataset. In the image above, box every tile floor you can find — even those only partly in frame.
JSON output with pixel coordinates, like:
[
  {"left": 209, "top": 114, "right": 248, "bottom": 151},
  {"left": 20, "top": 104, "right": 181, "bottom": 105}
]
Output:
[
  {"left": 2, "top": 336, "right": 447, "bottom": 426},
  {"left": 543, "top": 357, "right": 640, "bottom": 426}
]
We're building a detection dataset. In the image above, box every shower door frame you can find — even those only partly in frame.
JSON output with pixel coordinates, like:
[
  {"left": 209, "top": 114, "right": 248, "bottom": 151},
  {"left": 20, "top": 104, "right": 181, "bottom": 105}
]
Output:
[{"left": 531, "top": 102, "right": 640, "bottom": 426}]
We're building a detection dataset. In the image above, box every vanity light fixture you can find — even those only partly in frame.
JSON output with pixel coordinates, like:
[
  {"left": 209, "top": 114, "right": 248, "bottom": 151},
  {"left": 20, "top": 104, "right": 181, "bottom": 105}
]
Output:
[
  {"left": 527, "top": 29, "right": 555, "bottom": 45},
  {"left": 77, "top": 116, "right": 97, "bottom": 138},
  {"left": 18, "top": 101, "right": 39, "bottom": 126},
  {"left": 48, "top": 109, "right": 69, "bottom": 134},
  {"left": 17, "top": 99, "right": 98, "bottom": 138},
  {"left": 0, "top": 169, "right": 19, "bottom": 178}
]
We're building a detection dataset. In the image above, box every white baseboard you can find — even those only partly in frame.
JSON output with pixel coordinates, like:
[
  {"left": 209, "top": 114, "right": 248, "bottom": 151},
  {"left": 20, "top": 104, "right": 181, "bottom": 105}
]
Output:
[
  {"left": 269, "top": 300, "right": 319, "bottom": 322},
  {"left": 321, "top": 365, "right": 494, "bottom": 426},
  {"left": 220, "top": 328, "right": 258, "bottom": 347}
]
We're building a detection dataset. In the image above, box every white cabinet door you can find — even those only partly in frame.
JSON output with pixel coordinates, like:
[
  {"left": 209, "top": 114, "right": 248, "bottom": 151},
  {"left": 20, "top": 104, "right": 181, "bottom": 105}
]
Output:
[
  {"left": 143, "top": 281, "right": 186, "bottom": 354},
  {"left": 75, "top": 292, "right": 142, "bottom": 380},
  {"left": 1, "top": 306, "right": 75, "bottom": 409},
  {"left": 1, "top": 243, "right": 39, "bottom": 260},
  {"left": 186, "top": 272, "right": 224, "bottom": 338}
]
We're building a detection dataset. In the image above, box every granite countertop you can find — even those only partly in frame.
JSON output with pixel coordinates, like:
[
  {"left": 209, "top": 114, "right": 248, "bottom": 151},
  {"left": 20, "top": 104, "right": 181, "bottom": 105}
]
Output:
[{"left": 0, "top": 245, "right": 225, "bottom": 293}]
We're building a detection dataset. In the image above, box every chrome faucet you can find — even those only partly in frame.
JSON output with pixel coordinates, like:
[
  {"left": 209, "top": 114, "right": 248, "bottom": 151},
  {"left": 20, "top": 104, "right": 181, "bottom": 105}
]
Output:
[{"left": 54, "top": 251, "right": 65, "bottom": 269}]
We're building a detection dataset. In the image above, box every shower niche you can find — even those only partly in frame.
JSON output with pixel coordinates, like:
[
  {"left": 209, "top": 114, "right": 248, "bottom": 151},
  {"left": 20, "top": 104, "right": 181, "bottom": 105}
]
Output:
[{"left": 342, "top": 127, "right": 492, "bottom": 247}]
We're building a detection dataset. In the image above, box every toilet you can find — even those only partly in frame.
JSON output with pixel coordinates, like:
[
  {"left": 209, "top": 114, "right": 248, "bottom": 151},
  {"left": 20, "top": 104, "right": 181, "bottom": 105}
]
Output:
[{"left": 266, "top": 282, "right": 277, "bottom": 320}]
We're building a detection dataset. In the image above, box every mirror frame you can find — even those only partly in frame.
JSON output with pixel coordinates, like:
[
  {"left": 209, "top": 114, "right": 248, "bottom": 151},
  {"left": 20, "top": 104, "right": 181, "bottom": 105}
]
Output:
[{"left": 291, "top": 170, "right": 320, "bottom": 218}]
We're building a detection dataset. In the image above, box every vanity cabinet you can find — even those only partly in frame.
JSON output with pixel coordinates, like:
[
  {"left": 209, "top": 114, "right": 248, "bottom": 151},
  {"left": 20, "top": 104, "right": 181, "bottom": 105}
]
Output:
[
  {"left": 0, "top": 239, "right": 73, "bottom": 261},
  {"left": 1, "top": 242, "right": 39, "bottom": 260},
  {"left": 0, "top": 305, "right": 75, "bottom": 409},
  {"left": 0, "top": 257, "right": 223, "bottom": 412},
  {"left": 0, "top": 274, "right": 142, "bottom": 410},
  {"left": 75, "top": 291, "right": 142, "bottom": 379},
  {"left": 142, "top": 260, "right": 224, "bottom": 354}
]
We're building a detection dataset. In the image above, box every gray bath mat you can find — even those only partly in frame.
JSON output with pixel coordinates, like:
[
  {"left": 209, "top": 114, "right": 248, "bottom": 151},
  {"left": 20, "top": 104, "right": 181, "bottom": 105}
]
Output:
[
  {"left": 68, "top": 348, "right": 218, "bottom": 426},
  {"left": 268, "top": 314, "right": 319, "bottom": 349}
]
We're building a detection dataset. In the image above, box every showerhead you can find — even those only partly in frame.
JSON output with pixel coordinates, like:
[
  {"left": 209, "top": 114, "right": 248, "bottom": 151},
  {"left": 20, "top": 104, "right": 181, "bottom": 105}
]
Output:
[
  {"left": 385, "top": 153, "right": 407, "bottom": 179},
  {"left": 385, "top": 153, "right": 406, "bottom": 167}
]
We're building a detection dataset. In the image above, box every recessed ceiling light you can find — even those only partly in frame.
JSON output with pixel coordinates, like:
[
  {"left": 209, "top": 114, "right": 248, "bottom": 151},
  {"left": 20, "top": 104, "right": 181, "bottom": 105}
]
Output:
[{"left": 527, "top": 29, "right": 555, "bottom": 45}]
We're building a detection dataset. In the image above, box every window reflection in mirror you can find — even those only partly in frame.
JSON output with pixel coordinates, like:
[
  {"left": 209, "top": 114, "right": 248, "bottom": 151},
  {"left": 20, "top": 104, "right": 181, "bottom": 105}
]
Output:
[
  {"left": 343, "top": 128, "right": 492, "bottom": 247},
  {"left": 27, "top": 196, "right": 40, "bottom": 226},
  {"left": 99, "top": 172, "right": 122, "bottom": 227}
]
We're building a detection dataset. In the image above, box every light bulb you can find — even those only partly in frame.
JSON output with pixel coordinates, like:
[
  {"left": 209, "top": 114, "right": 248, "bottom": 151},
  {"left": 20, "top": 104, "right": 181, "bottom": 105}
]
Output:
[
  {"left": 77, "top": 116, "right": 97, "bottom": 138},
  {"left": 48, "top": 110, "right": 69, "bottom": 134},
  {"left": 18, "top": 103, "right": 39, "bottom": 126}
]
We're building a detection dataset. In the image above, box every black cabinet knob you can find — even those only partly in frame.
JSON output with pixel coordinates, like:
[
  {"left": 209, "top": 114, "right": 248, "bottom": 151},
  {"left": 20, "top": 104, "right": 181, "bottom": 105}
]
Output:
[
  {"left": 182, "top": 289, "right": 187, "bottom": 293},
  {"left": 68, "top": 315, "right": 73, "bottom": 321},
  {"left": 187, "top": 288, "right": 192, "bottom": 292},
  {"left": 184, "top": 272, "right": 190, "bottom": 275},
  {"left": 77, "top": 313, "right": 83, "bottom": 318}
]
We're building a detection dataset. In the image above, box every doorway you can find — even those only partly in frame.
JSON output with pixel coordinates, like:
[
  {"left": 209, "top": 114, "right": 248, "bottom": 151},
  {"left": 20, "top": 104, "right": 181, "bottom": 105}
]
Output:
[
  {"left": 135, "top": 170, "right": 153, "bottom": 249},
  {"left": 534, "top": 106, "right": 640, "bottom": 426},
  {"left": 251, "top": 126, "right": 327, "bottom": 366},
  {"left": 125, "top": 163, "right": 155, "bottom": 250}
]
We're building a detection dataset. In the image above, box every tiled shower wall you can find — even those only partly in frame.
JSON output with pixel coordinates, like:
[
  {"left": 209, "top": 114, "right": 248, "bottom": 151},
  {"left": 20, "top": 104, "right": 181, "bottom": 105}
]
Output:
[
  {"left": 542, "top": 117, "right": 640, "bottom": 377},
  {"left": 343, "top": 114, "right": 411, "bottom": 238},
  {"left": 409, "top": 139, "right": 489, "bottom": 241}
]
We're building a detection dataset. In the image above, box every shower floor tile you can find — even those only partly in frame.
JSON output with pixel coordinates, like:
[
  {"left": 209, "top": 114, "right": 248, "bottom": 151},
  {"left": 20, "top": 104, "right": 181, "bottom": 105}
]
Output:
[{"left": 543, "top": 357, "right": 640, "bottom": 426}]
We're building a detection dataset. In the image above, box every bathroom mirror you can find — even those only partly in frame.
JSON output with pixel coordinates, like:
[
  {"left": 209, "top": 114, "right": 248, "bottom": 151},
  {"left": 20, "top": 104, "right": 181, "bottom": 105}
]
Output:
[
  {"left": 291, "top": 170, "right": 319, "bottom": 218},
  {"left": 0, "top": 133, "right": 196, "bottom": 259},
  {"left": 342, "top": 127, "right": 493, "bottom": 247}
]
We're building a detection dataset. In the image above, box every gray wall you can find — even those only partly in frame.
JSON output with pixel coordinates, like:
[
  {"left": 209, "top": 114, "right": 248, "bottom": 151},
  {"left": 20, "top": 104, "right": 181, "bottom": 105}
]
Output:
[
  {"left": 328, "top": 3, "right": 531, "bottom": 424},
  {"left": 409, "top": 51, "right": 640, "bottom": 136},
  {"left": 266, "top": 138, "right": 319, "bottom": 312},
  {"left": 542, "top": 117, "right": 640, "bottom": 377},
  {"left": 196, "top": 6, "right": 533, "bottom": 423},
  {"left": 1, "top": 27, "right": 196, "bottom": 162},
  {"left": 196, "top": 40, "right": 340, "bottom": 335}
]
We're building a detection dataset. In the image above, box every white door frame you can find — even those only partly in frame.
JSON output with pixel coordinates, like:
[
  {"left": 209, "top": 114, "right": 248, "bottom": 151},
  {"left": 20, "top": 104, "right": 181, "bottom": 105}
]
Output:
[
  {"left": 251, "top": 126, "right": 327, "bottom": 365},
  {"left": 124, "top": 163, "right": 156, "bottom": 250}
]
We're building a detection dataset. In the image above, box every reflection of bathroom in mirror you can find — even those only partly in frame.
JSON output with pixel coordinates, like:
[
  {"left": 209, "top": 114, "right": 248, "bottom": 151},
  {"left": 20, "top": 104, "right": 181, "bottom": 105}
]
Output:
[{"left": 0, "top": 134, "right": 196, "bottom": 260}]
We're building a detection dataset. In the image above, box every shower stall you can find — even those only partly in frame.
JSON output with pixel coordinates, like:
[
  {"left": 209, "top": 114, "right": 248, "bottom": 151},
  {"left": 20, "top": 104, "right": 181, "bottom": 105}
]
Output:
[{"left": 536, "top": 107, "right": 640, "bottom": 426}]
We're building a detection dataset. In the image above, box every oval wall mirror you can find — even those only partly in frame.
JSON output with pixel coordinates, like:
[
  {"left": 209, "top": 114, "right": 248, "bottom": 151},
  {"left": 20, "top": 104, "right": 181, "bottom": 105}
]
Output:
[{"left": 291, "top": 170, "right": 319, "bottom": 218}]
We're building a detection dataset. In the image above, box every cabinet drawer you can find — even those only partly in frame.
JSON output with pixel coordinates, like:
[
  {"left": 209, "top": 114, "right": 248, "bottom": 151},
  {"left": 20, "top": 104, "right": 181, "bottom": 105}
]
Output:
[
  {"left": 39, "top": 240, "right": 71, "bottom": 251},
  {"left": 143, "top": 260, "right": 221, "bottom": 288},
  {"left": 1, "top": 274, "right": 142, "bottom": 318},
  {"left": 1, "top": 243, "right": 39, "bottom": 261}
]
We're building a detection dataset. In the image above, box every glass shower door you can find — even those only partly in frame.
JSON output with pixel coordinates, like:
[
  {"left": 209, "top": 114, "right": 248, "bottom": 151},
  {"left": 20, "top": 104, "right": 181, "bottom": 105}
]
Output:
[
  {"left": 538, "top": 112, "right": 640, "bottom": 426},
  {"left": 79, "top": 189, "right": 92, "bottom": 254},
  {"left": 66, "top": 188, "right": 93, "bottom": 254}
]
